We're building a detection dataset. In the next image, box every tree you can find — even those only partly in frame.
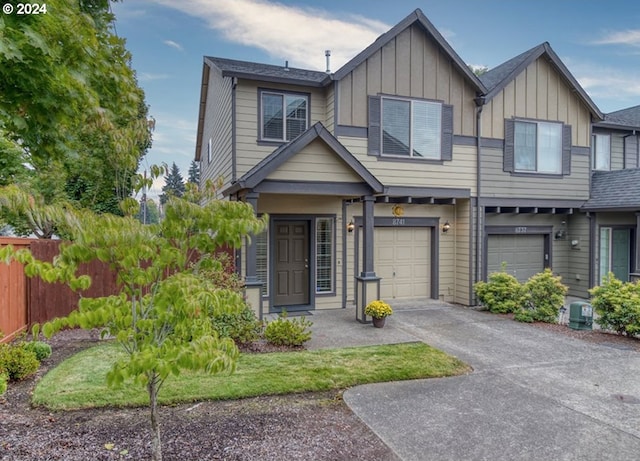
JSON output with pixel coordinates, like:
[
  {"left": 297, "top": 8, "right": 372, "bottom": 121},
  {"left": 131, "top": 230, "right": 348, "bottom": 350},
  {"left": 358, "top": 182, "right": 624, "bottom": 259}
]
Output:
[
  {"left": 0, "top": 0, "right": 151, "bottom": 232},
  {"left": 136, "top": 197, "right": 160, "bottom": 224},
  {"left": 188, "top": 160, "right": 200, "bottom": 185},
  {"left": 160, "top": 163, "right": 186, "bottom": 205},
  {"left": 1, "top": 180, "right": 268, "bottom": 461}
]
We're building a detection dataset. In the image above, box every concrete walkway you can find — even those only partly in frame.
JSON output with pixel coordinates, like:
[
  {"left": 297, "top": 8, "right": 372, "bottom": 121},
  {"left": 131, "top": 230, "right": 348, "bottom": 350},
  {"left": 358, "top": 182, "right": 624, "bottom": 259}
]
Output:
[{"left": 306, "top": 302, "right": 640, "bottom": 460}]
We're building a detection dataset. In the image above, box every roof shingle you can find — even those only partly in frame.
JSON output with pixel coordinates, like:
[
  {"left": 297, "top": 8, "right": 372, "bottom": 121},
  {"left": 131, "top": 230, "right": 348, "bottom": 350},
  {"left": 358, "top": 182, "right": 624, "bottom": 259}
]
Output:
[{"left": 583, "top": 169, "right": 640, "bottom": 210}]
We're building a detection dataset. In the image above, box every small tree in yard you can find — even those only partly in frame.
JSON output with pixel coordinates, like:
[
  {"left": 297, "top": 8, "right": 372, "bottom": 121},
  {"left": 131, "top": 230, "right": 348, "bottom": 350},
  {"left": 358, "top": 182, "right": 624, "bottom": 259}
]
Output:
[{"left": 0, "top": 180, "right": 267, "bottom": 461}]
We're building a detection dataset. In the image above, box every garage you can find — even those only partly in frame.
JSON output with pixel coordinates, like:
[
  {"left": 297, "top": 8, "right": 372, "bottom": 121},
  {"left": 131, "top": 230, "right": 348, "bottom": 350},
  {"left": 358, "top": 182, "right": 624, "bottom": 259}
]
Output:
[
  {"left": 374, "top": 227, "right": 431, "bottom": 299},
  {"left": 487, "top": 234, "right": 545, "bottom": 282}
]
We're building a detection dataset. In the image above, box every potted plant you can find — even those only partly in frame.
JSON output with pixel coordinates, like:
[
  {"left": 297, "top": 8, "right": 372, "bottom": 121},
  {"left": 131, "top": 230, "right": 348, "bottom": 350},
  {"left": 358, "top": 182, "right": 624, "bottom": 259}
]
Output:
[{"left": 365, "top": 300, "right": 393, "bottom": 328}]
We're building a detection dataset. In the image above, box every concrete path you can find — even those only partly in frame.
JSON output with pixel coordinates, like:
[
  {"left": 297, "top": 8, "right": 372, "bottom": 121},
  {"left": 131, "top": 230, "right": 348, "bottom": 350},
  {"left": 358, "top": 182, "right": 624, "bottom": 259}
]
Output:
[{"left": 325, "top": 302, "right": 640, "bottom": 461}]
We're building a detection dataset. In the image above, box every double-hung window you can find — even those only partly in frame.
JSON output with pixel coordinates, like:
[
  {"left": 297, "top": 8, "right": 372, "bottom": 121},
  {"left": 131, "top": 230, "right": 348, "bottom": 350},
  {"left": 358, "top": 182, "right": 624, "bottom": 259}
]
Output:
[
  {"left": 505, "top": 119, "right": 571, "bottom": 175},
  {"left": 592, "top": 133, "right": 611, "bottom": 171},
  {"left": 260, "top": 90, "right": 308, "bottom": 142}
]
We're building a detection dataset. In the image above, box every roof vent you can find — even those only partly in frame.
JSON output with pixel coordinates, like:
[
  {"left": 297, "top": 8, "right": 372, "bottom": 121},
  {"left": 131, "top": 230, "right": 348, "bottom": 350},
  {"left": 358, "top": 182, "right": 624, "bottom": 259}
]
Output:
[
  {"left": 284, "top": 60, "right": 290, "bottom": 71},
  {"left": 325, "top": 50, "right": 331, "bottom": 73}
]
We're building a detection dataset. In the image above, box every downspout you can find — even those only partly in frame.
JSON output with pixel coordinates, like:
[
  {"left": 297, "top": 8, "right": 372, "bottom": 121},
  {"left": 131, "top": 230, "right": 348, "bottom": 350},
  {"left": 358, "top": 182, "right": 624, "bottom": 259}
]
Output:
[
  {"left": 231, "top": 76, "right": 238, "bottom": 182},
  {"left": 474, "top": 101, "right": 484, "bottom": 294}
]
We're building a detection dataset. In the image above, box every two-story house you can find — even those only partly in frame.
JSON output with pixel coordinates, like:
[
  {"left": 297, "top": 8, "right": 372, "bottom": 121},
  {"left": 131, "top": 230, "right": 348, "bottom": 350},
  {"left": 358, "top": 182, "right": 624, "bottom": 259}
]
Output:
[{"left": 194, "top": 8, "right": 605, "bottom": 318}]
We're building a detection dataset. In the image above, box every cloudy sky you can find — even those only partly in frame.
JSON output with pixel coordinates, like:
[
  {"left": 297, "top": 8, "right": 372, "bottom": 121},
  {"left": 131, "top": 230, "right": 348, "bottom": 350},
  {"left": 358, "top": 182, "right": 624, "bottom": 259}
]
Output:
[{"left": 111, "top": 0, "right": 640, "bottom": 197}]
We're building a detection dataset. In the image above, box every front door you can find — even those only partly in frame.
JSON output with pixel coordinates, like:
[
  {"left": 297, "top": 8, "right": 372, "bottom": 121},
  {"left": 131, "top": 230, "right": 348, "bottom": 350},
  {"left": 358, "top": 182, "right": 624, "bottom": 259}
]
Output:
[
  {"left": 612, "top": 229, "right": 631, "bottom": 281},
  {"left": 273, "top": 221, "right": 310, "bottom": 307}
]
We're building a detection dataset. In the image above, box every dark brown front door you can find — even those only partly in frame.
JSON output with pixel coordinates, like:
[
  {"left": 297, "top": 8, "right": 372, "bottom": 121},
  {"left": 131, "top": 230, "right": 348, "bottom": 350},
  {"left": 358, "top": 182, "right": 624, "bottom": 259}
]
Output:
[{"left": 274, "top": 221, "right": 310, "bottom": 307}]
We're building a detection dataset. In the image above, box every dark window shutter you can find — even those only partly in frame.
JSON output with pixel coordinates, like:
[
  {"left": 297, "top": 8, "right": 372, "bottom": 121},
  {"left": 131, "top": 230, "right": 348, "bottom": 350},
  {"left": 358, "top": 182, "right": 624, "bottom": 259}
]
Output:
[
  {"left": 504, "top": 119, "right": 515, "bottom": 173},
  {"left": 562, "top": 124, "right": 572, "bottom": 175},
  {"left": 441, "top": 104, "right": 454, "bottom": 161},
  {"left": 368, "top": 96, "right": 381, "bottom": 155}
]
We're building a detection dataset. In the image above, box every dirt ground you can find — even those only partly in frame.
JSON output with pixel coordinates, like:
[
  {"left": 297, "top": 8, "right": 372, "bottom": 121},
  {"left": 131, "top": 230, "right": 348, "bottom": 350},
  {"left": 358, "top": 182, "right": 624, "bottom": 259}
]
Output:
[{"left": 1, "top": 322, "right": 639, "bottom": 461}]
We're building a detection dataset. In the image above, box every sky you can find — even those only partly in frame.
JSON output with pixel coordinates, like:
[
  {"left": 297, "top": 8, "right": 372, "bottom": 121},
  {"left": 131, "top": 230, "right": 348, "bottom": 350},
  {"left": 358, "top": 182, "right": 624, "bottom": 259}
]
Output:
[{"left": 111, "top": 0, "right": 640, "bottom": 198}]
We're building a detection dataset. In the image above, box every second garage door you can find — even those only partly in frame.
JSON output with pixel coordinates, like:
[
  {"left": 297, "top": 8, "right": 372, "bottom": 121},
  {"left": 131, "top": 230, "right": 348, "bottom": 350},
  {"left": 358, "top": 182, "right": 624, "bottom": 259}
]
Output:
[
  {"left": 374, "top": 227, "right": 430, "bottom": 299},
  {"left": 487, "top": 234, "right": 545, "bottom": 283}
]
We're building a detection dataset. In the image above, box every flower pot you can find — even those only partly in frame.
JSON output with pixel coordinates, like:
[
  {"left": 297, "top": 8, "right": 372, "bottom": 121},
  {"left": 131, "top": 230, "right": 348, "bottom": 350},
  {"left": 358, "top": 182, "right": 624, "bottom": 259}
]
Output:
[{"left": 372, "top": 317, "right": 386, "bottom": 328}]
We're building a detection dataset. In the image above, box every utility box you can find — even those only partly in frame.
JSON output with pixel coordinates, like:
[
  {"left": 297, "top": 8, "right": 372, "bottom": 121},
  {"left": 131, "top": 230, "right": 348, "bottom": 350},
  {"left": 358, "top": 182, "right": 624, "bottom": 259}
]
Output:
[{"left": 569, "top": 301, "right": 593, "bottom": 330}]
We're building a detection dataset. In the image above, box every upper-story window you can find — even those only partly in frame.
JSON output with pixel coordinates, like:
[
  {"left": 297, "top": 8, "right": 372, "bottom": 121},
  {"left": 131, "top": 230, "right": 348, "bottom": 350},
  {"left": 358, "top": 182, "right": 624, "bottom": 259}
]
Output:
[
  {"left": 504, "top": 119, "right": 571, "bottom": 176},
  {"left": 592, "top": 133, "right": 611, "bottom": 171},
  {"left": 368, "top": 95, "right": 453, "bottom": 161},
  {"left": 260, "top": 90, "right": 308, "bottom": 142}
]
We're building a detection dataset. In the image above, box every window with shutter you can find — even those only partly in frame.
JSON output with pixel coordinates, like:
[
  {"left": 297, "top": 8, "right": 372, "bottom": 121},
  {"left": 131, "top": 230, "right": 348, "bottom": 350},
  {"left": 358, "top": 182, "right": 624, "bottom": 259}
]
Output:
[{"left": 504, "top": 119, "right": 570, "bottom": 175}]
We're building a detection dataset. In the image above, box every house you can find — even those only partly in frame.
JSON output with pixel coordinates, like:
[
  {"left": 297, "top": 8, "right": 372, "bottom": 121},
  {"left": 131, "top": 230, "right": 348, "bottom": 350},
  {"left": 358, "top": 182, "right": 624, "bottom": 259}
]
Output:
[
  {"left": 583, "top": 105, "right": 640, "bottom": 285},
  {"left": 194, "top": 8, "right": 616, "bottom": 318}
]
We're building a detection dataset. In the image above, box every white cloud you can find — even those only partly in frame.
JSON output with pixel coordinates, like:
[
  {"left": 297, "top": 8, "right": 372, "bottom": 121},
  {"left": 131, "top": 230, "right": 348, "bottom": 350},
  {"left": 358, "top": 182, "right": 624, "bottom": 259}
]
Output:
[
  {"left": 150, "top": 0, "right": 389, "bottom": 70},
  {"left": 593, "top": 29, "right": 640, "bottom": 47},
  {"left": 163, "top": 40, "right": 184, "bottom": 51},
  {"left": 138, "top": 72, "right": 171, "bottom": 81}
]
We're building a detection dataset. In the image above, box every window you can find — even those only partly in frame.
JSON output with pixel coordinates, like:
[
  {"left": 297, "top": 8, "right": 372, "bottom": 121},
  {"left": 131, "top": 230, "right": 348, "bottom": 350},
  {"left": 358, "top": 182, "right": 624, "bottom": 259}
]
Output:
[
  {"left": 260, "top": 91, "right": 308, "bottom": 142},
  {"left": 256, "top": 229, "right": 268, "bottom": 296},
  {"left": 504, "top": 119, "right": 571, "bottom": 175},
  {"left": 368, "top": 96, "right": 453, "bottom": 161},
  {"left": 592, "top": 134, "right": 610, "bottom": 171},
  {"left": 207, "top": 138, "right": 212, "bottom": 163},
  {"left": 315, "top": 218, "right": 334, "bottom": 293}
]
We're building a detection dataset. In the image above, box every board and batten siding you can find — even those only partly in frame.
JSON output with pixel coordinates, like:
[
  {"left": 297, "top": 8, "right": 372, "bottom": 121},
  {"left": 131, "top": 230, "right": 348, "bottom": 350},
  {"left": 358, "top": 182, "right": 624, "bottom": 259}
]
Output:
[
  {"left": 234, "top": 81, "right": 328, "bottom": 179},
  {"left": 201, "top": 67, "right": 233, "bottom": 192},
  {"left": 337, "top": 24, "right": 477, "bottom": 137},
  {"left": 481, "top": 58, "right": 591, "bottom": 148},
  {"left": 339, "top": 136, "right": 477, "bottom": 195},
  {"left": 480, "top": 147, "right": 589, "bottom": 200}
]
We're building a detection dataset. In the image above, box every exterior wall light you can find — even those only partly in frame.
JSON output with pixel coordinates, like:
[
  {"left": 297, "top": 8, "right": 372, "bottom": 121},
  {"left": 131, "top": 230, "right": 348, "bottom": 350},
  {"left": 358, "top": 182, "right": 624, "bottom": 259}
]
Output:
[
  {"left": 442, "top": 221, "right": 451, "bottom": 233},
  {"left": 347, "top": 220, "right": 355, "bottom": 233}
]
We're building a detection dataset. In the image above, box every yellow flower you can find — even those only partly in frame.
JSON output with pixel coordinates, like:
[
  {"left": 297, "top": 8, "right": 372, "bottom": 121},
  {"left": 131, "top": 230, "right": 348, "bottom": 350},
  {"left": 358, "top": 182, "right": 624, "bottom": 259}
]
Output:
[{"left": 365, "top": 300, "right": 393, "bottom": 319}]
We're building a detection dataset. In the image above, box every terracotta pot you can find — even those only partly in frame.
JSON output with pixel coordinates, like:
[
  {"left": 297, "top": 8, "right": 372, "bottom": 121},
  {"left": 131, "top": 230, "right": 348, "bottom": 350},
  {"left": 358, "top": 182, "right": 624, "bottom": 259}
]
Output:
[{"left": 372, "top": 317, "right": 386, "bottom": 328}]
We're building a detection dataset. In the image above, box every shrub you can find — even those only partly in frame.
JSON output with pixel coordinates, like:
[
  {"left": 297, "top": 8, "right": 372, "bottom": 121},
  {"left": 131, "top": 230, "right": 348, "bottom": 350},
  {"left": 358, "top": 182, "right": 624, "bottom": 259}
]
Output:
[
  {"left": 264, "top": 312, "right": 313, "bottom": 347},
  {"left": 590, "top": 273, "right": 640, "bottom": 336},
  {"left": 0, "top": 371, "right": 7, "bottom": 396},
  {"left": 365, "top": 300, "right": 393, "bottom": 319},
  {"left": 22, "top": 341, "right": 52, "bottom": 362},
  {"left": 0, "top": 343, "right": 40, "bottom": 381},
  {"left": 211, "top": 306, "right": 262, "bottom": 345},
  {"left": 519, "top": 269, "right": 568, "bottom": 323},
  {"left": 474, "top": 267, "right": 525, "bottom": 314}
]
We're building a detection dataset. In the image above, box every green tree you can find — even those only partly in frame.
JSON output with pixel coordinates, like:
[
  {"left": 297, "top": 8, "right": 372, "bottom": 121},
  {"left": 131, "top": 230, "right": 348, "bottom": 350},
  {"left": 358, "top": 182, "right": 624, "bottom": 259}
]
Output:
[
  {"left": 188, "top": 160, "right": 200, "bottom": 184},
  {"left": 136, "top": 197, "right": 160, "bottom": 224},
  {"left": 0, "top": 179, "right": 267, "bottom": 461},
  {"left": 0, "top": 0, "right": 151, "bottom": 232},
  {"left": 160, "top": 162, "right": 186, "bottom": 205}
]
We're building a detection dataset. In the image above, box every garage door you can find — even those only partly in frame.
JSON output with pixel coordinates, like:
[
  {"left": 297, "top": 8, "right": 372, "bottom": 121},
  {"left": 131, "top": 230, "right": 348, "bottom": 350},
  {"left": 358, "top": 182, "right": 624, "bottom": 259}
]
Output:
[
  {"left": 487, "top": 234, "right": 544, "bottom": 282},
  {"left": 375, "top": 227, "right": 430, "bottom": 299}
]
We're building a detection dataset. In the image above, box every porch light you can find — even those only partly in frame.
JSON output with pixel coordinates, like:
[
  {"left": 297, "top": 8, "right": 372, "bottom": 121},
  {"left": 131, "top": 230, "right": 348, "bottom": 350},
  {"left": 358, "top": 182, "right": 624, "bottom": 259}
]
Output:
[
  {"left": 347, "top": 220, "right": 355, "bottom": 233},
  {"left": 442, "top": 221, "right": 451, "bottom": 233}
]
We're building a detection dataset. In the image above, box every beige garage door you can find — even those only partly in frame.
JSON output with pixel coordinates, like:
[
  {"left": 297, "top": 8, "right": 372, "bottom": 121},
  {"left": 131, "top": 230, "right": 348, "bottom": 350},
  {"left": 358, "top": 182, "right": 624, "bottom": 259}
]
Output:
[
  {"left": 375, "top": 227, "right": 430, "bottom": 299},
  {"left": 487, "top": 234, "right": 544, "bottom": 283}
]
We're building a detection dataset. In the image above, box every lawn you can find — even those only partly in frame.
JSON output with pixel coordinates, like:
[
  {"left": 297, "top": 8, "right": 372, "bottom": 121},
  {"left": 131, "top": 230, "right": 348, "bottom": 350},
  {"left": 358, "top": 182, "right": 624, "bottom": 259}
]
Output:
[{"left": 33, "top": 341, "right": 470, "bottom": 410}]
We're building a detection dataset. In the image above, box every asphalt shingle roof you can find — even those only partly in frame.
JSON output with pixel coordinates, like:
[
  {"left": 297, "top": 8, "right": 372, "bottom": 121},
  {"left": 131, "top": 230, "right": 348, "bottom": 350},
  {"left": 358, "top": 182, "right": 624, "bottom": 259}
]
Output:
[
  {"left": 601, "top": 105, "right": 640, "bottom": 128},
  {"left": 206, "top": 57, "right": 329, "bottom": 86},
  {"left": 583, "top": 168, "right": 640, "bottom": 210},
  {"left": 479, "top": 44, "right": 542, "bottom": 92}
]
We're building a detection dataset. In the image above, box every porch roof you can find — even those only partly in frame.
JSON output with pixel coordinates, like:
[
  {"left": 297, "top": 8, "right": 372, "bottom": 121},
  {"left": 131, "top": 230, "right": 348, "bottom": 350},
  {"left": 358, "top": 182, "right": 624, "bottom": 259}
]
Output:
[{"left": 583, "top": 169, "right": 640, "bottom": 211}]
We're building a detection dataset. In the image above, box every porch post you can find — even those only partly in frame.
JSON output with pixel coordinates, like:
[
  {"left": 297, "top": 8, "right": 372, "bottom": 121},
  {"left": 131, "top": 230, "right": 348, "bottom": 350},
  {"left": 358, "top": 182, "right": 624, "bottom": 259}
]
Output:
[
  {"left": 634, "top": 212, "right": 640, "bottom": 278},
  {"left": 243, "top": 191, "right": 263, "bottom": 319},
  {"left": 356, "top": 195, "right": 380, "bottom": 323}
]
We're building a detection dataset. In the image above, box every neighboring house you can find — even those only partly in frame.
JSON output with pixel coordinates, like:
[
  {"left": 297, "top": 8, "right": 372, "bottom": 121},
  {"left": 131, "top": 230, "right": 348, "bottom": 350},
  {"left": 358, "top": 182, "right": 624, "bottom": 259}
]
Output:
[
  {"left": 194, "top": 8, "right": 627, "bottom": 317},
  {"left": 583, "top": 105, "right": 640, "bottom": 286}
]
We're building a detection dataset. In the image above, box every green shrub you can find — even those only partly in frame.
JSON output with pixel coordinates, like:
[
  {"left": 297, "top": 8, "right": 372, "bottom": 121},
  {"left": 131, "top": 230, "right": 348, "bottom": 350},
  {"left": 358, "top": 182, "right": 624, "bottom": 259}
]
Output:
[
  {"left": 211, "top": 306, "right": 262, "bottom": 345},
  {"left": 590, "top": 273, "right": 640, "bottom": 336},
  {"left": 0, "top": 371, "right": 8, "bottom": 396},
  {"left": 22, "top": 341, "right": 52, "bottom": 362},
  {"left": 0, "top": 343, "right": 40, "bottom": 381},
  {"left": 264, "top": 312, "right": 313, "bottom": 347},
  {"left": 474, "top": 267, "right": 525, "bottom": 313},
  {"left": 519, "top": 269, "right": 568, "bottom": 323}
]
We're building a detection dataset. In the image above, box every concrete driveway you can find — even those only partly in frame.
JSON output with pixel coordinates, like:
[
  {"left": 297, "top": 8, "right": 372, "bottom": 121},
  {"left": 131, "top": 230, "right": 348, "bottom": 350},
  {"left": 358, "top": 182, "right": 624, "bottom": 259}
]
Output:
[{"left": 338, "top": 302, "right": 640, "bottom": 461}]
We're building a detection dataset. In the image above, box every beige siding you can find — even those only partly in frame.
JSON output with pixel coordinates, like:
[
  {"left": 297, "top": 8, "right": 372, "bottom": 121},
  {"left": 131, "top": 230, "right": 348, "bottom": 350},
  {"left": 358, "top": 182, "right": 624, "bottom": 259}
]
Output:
[
  {"left": 454, "top": 199, "right": 471, "bottom": 304},
  {"left": 340, "top": 136, "right": 477, "bottom": 195},
  {"left": 481, "top": 58, "right": 592, "bottom": 148},
  {"left": 337, "top": 24, "right": 477, "bottom": 137},
  {"left": 567, "top": 213, "right": 590, "bottom": 298},
  {"left": 325, "top": 84, "right": 335, "bottom": 133},
  {"left": 200, "top": 67, "right": 233, "bottom": 193},
  {"left": 265, "top": 138, "right": 364, "bottom": 183},
  {"left": 235, "top": 81, "right": 327, "bottom": 178},
  {"left": 480, "top": 147, "right": 589, "bottom": 199}
]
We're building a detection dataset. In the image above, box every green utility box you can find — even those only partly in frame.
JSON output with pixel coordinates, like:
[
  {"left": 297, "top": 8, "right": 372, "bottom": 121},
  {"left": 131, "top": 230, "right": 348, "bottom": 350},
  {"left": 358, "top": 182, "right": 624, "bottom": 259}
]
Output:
[{"left": 568, "top": 301, "right": 593, "bottom": 330}]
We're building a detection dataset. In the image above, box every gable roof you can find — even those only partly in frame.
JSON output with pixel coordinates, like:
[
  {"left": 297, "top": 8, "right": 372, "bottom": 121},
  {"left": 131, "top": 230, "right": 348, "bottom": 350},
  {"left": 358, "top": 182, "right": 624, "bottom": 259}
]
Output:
[
  {"left": 478, "top": 42, "right": 603, "bottom": 120},
  {"left": 332, "top": 9, "right": 487, "bottom": 94},
  {"left": 583, "top": 168, "right": 640, "bottom": 211},
  {"left": 223, "top": 122, "right": 384, "bottom": 196},
  {"left": 205, "top": 57, "right": 330, "bottom": 87},
  {"left": 595, "top": 105, "right": 640, "bottom": 130}
]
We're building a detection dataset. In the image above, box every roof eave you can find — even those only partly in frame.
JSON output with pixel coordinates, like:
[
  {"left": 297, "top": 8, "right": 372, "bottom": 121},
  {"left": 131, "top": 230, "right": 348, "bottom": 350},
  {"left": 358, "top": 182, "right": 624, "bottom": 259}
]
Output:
[{"left": 194, "top": 61, "right": 211, "bottom": 161}]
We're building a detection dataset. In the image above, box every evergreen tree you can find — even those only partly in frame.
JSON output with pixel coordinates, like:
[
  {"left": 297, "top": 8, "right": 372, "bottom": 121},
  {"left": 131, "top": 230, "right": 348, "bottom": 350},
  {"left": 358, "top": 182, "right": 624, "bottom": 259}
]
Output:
[
  {"left": 160, "top": 163, "right": 186, "bottom": 204},
  {"left": 188, "top": 160, "right": 200, "bottom": 184}
]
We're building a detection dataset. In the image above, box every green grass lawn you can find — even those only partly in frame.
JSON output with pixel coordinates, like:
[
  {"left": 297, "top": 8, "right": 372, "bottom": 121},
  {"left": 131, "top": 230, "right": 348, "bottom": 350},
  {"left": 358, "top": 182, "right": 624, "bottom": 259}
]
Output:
[{"left": 33, "top": 341, "right": 470, "bottom": 411}]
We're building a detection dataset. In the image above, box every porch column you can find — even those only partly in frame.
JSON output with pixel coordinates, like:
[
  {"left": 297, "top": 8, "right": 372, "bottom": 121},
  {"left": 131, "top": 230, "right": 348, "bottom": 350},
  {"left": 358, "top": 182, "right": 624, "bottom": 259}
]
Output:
[
  {"left": 633, "top": 212, "right": 640, "bottom": 280},
  {"left": 243, "top": 192, "right": 264, "bottom": 319},
  {"left": 356, "top": 195, "right": 380, "bottom": 323}
]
